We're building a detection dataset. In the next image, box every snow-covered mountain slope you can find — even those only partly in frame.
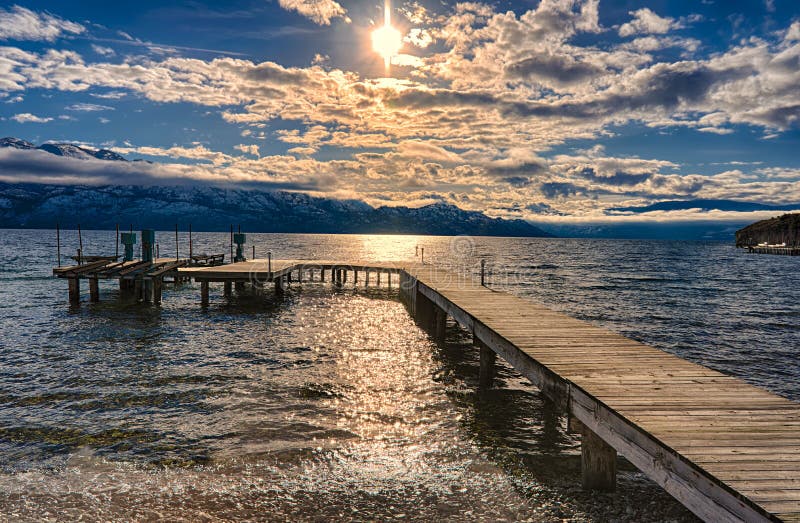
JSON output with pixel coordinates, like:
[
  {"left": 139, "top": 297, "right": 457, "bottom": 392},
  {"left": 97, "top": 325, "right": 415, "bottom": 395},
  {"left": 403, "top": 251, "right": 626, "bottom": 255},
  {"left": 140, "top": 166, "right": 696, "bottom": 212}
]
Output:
[
  {"left": 1, "top": 137, "right": 128, "bottom": 162},
  {"left": 0, "top": 183, "right": 552, "bottom": 237}
]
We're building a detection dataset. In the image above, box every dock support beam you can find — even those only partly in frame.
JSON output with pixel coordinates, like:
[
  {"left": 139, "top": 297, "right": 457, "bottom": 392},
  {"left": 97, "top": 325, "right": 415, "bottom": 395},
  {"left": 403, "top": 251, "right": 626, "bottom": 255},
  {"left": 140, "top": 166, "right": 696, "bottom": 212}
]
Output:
[
  {"left": 153, "top": 278, "right": 162, "bottom": 304},
  {"left": 275, "top": 276, "right": 285, "bottom": 295},
  {"left": 433, "top": 306, "right": 447, "bottom": 342},
  {"left": 224, "top": 281, "right": 232, "bottom": 297},
  {"left": 201, "top": 281, "right": 209, "bottom": 306},
  {"left": 581, "top": 424, "right": 617, "bottom": 492},
  {"left": 134, "top": 278, "right": 142, "bottom": 301},
  {"left": 68, "top": 278, "right": 80, "bottom": 305},
  {"left": 478, "top": 340, "right": 496, "bottom": 388},
  {"left": 89, "top": 277, "right": 99, "bottom": 303}
]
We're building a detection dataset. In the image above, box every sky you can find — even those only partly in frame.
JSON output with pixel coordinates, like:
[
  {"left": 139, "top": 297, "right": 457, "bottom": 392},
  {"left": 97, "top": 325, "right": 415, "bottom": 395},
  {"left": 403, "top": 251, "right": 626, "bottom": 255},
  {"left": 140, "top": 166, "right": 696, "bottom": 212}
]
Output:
[{"left": 0, "top": 0, "right": 799, "bottom": 224}]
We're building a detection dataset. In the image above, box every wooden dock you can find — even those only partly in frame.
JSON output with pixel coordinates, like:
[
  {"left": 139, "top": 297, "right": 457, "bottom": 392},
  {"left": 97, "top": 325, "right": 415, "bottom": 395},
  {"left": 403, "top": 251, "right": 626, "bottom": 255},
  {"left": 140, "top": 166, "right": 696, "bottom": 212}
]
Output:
[
  {"left": 747, "top": 246, "right": 800, "bottom": 256},
  {"left": 55, "top": 257, "right": 800, "bottom": 521},
  {"left": 53, "top": 253, "right": 224, "bottom": 304}
]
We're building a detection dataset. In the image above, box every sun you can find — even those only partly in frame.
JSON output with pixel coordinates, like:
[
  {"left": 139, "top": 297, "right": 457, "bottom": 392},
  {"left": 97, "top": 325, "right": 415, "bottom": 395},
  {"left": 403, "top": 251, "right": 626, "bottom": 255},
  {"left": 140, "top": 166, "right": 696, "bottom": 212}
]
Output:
[
  {"left": 372, "top": 0, "right": 401, "bottom": 71},
  {"left": 372, "top": 25, "right": 402, "bottom": 69}
]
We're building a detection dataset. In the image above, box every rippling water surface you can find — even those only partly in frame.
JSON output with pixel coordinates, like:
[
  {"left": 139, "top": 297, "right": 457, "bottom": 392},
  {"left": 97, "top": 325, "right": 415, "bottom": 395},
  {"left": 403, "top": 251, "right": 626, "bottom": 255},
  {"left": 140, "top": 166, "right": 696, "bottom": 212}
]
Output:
[{"left": 0, "top": 229, "right": 797, "bottom": 521}]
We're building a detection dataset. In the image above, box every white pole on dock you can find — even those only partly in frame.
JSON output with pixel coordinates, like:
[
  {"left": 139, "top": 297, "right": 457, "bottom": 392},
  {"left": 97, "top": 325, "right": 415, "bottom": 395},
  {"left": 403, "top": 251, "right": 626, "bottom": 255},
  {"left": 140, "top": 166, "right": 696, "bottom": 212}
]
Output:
[
  {"left": 175, "top": 224, "right": 179, "bottom": 260},
  {"left": 56, "top": 223, "right": 61, "bottom": 267},
  {"left": 189, "top": 223, "right": 193, "bottom": 260},
  {"left": 115, "top": 223, "right": 119, "bottom": 259}
]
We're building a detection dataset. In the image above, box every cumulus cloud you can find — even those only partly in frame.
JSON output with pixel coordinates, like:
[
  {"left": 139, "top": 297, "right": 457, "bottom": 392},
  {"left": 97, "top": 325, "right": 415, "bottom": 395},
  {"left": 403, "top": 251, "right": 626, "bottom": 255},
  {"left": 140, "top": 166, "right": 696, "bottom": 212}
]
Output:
[
  {"left": 277, "top": 0, "right": 349, "bottom": 25},
  {"left": 234, "top": 144, "right": 260, "bottom": 156},
  {"left": 91, "top": 44, "right": 116, "bottom": 57},
  {"left": 619, "top": 8, "right": 681, "bottom": 37},
  {"left": 1, "top": 0, "right": 799, "bottom": 221},
  {"left": 0, "top": 5, "right": 84, "bottom": 42},
  {"left": 11, "top": 112, "right": 52, "bottom": 123}
]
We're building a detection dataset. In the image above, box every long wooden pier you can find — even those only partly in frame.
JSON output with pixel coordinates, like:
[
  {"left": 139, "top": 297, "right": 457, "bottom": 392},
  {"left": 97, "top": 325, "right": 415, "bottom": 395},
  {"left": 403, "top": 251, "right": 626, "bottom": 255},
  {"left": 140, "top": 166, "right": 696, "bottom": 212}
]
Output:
[
  {"left": 747, "top": 245, "right": 800, "bottom": 256},
  {"left": 55, "top": 257, "right": 800, "bottom": 521}
]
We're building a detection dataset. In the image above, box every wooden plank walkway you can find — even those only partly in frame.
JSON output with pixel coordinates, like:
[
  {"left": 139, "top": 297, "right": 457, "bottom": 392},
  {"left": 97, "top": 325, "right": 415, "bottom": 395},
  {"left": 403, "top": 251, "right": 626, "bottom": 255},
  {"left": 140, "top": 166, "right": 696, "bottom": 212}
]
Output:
[{"left": 403, "top": 264, "right": 800, "bottom": 522}]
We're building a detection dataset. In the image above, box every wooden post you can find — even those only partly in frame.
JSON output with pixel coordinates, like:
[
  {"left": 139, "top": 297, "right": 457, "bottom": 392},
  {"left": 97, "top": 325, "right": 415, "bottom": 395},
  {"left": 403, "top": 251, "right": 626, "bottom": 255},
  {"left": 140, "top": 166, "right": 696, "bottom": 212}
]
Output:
[
  {"left": 115, "top": 224, "right": 119, "bottom": 260},
  {"left": 421, "top": 247, "right": 424, "bottom": 264},
  {"left": 415, "top": 289, "right": 434, "bottom": 332},
  {"left": 343, "top": 269, "right": 348, "bottom": 284},
  {"left": 481, "top": 259, "right": 485, "bottom": 286},
  {"left": 275, "top": 276, "right": 285, "bottom": 295},
  {"left": 364, "top": 269, "right": 369, "bottom": 286},
  {"left": 434, "top": 306, "right": 447, "bottom": 342},
  {"left": 320, "top": 267, "right": 325, "bottom": 282},
  {"left": 175, "top": 224, "right": 179, "bottom": 260},
  {"left": 581, "top": 425, "right": 617, "bottom": 491},
  {"left": 89, "top": 277, "right": 100, "bottom": 303},
  {"left": 478, "top": 342, "right": 496, "bottom": 388},
  {"left": 134, "top": 278, "right": 142, "bottom": 301},
  {"left": 252, "top": 245, "right": 255, "bottom": 260},
  {"left": 354, "top": 269, "right": 358, "bottom": 284},
  {"left": 68, "top": 277, "right": 80, "bottom": 305},
  {"left": 56, "top": 223, "right": 61, "bottom": 267},
  {"left": 153, "top": 277, "right": 162, "bottom": 304},
  {"left": 377, "top": 271, "right": 381, "bottom": 286},
  {"left": 230, "top": 225, "right": 233, "bottom": 261},
  {"left": 143, "top": 279, "right": 152, "bottom": 303},
  {"left": 189, "top": 223, "right": 193, "bottom": 260},
  {"left": 78, "top": 224, "right": 83, "bottom": 265},
  {"left": 224, "top": 281, "right": 232, "bottom": 297},
  {"left": 201, "top": 281, "right": 209, "bottom": 306}
]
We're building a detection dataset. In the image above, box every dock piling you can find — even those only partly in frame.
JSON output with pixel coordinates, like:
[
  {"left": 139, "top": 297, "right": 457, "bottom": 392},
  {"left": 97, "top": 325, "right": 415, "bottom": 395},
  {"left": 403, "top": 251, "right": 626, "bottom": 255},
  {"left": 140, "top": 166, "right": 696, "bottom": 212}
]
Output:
[
  {"left": 56, "top": 223, "right": 61, "bottom": 267},
  {"left": 153, "top": 278, "right": 162, "bottom": 304},
  {"left": 68, "top": 277, "right": 80, "bottom": 304},
  {"left": 224, "top": 281, "right": 232, "bottom": 297},
  {"left": 201, "top": 281, "right": 209, "bottom": 306},
  {"left": 581, "top": 425, "right": 617, "bottom": 492},
  {"left": 89, "top": 277, "right": 100, "bottom": 303},
  {"left": 478, "top": 340, "right": 496, "bottom": 388}
]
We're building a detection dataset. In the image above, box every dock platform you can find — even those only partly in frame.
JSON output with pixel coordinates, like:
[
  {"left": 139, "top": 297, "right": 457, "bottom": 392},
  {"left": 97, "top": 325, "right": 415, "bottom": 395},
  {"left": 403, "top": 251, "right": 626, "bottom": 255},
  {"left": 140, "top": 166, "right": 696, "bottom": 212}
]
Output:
[{"left": 55, "top": 258, "right": 800, "bottom": 521}]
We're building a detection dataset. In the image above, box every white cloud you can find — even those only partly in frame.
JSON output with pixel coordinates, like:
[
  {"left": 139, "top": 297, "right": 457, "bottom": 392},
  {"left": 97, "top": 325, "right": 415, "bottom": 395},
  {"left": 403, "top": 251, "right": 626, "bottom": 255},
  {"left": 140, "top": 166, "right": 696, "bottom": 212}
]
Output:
[
  {"left": 66, "top": 103, "right": 115, "bottom": 112},
  {"left": 0, "top": 6, "right": 84, "bottom": 42},
  {"left": 11, "top": 112, "right": 52, "bottom": 123},
  {"left": 234, "top": 144, "right": 260, "bottom": 156},
  {"left": 91, "top": 44, "right": 116, "bottom": 57},
  {"left": 619, "top": 8, "right": 681, "bottom": 37},
  {"left": 276, "top": 0, "right": 349, "bottom": 25}
]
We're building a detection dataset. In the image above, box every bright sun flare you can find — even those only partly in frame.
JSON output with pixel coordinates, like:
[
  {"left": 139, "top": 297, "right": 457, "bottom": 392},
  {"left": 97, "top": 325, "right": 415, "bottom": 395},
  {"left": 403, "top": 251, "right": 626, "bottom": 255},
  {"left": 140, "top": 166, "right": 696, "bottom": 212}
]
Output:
[
  {"left": 372, "top": 25, "right": 402, "bottom": 68},
  {"left": 372, "top": 0, "right": 401, "bottom": 71}
]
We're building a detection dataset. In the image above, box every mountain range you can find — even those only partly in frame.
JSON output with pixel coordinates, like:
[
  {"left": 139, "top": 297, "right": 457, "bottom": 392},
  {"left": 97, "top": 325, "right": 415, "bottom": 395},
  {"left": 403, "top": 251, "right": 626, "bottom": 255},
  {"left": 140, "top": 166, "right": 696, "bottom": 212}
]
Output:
[
  {"left": 0, "top": 137, "right": 552, "bottom": 236},
  {"left": 0, "top": 182, "right": 551, "bottom": 236},
  {"left": 1, "top": 137, "right": 128, "bottom": 162}
]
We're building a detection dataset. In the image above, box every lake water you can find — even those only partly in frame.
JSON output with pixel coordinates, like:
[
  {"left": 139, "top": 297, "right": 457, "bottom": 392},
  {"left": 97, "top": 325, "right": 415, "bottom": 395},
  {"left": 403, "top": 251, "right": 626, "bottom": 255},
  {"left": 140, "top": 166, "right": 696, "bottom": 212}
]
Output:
[{"left": 0, "top": 229, "right": 797, "bottom": 521}]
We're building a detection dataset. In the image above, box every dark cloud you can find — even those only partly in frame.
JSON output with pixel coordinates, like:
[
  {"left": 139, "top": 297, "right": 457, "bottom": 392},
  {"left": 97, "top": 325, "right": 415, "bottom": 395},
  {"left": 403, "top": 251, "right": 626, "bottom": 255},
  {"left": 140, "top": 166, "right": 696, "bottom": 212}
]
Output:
[
  {"left": 505, "top": 53, "right": 603, "bottom": 85},
  {"left": 0, "top": 148, "right": 318, "bottom": 192},
  {"left": 575, "top": 166, "right": 652, "bottom": 185}
]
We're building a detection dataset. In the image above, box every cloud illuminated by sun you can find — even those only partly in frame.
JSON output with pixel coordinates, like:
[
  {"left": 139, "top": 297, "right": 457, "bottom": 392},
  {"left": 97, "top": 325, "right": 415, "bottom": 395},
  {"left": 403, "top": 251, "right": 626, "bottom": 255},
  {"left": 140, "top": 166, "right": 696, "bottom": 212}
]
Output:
[{"left": 371, "top": 0, "right": 401, "bottom": 72}]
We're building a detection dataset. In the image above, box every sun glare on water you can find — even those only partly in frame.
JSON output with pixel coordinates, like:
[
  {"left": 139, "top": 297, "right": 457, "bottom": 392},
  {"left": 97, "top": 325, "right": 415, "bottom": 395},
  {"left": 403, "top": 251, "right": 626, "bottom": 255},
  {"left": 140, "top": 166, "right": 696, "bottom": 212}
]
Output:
[{"left": 372, "top": 0, "right": 401, "bottom": 72}]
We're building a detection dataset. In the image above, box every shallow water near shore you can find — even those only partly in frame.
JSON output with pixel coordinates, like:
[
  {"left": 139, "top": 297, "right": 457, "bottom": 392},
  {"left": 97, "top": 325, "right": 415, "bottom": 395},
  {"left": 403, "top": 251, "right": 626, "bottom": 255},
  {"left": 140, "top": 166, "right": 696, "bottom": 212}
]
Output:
[{"left": 0, "top": 229, "right": 797, "bottom": 521}]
